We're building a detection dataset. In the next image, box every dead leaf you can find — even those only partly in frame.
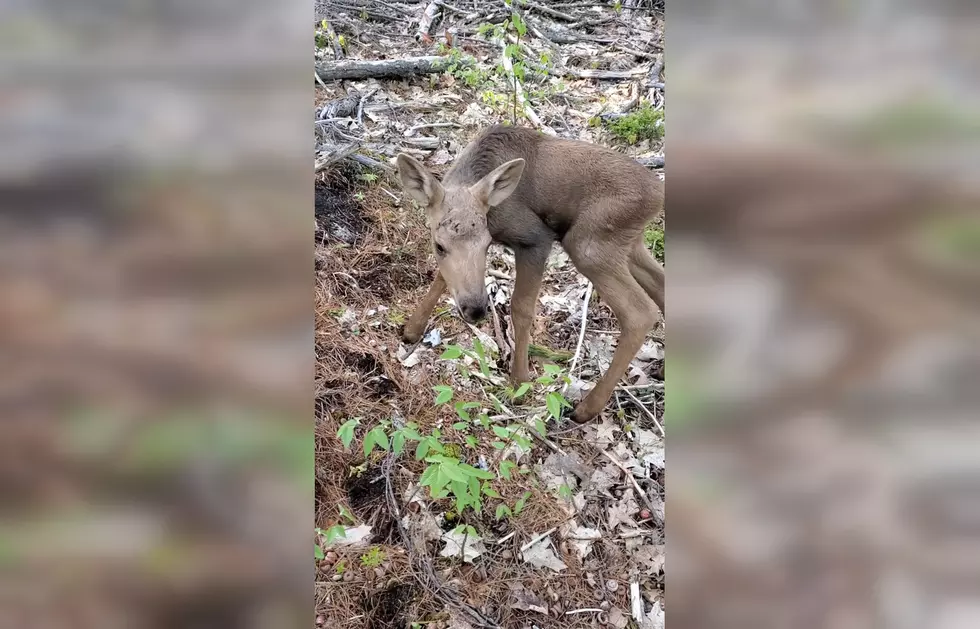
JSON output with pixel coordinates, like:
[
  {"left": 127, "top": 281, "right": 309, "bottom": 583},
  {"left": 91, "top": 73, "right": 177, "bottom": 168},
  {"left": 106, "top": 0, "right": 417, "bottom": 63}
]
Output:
[
  {"left": 521, "top": 537, "right": 567, "bottom": 572},
  {"left": 607, "top": 488, "right": 639, "bottom": 530},
  {"left": 589, "top": 463, "right": 620, "bottom": 495},
  {"left": 644, "top": 601, "right": 665, "bottom": 629},
  {"left": 608, "top": 607, "right": 629, "bottom": 629},
  {"left": 633, "top": 543, "right": 665, "bottom": 574},
  {"left": 634, "top": 429, "right": 665, "bottom": 469},
  {"left": 332, "top": 524, "right": 372, "bottom": 546},
  {"left": 509, "top": 584, "right": 549, "bottom": 615},
  {"left": 439, "top": 530, "right": 486, "bottom": 563},
  {"left": 537, "top": 452, "right": 589, "bottom": 493},
  {"left": 566, "top": 525, "right": 602, "bottom": 560},
  {"left": 595, "top": 418, "right": 620, "bottom": 444}
]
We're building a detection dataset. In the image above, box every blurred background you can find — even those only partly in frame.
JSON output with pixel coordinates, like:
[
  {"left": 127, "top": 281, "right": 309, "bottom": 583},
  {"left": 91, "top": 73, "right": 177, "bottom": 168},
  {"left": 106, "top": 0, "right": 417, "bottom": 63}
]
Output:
[
  {"left": 668, "top": 1, "right": 980, "bottom": 628},
  {"left": 0, "top": 0, "right": 312, "bottom": 627}
]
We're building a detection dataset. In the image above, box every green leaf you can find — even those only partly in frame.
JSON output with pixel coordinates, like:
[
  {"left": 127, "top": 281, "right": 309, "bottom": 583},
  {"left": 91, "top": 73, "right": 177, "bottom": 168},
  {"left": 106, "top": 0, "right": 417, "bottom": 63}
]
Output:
[
  {"left": 452, "top": 421, "right": 469, "bottom": 431},
  {"left": 536, "top": 375, "right": 555, "bottom": 385},
  {"left": 495, "top": 504, "right": 512, "bottom": 520},
  {"left": 534, "top": 418, "right": 547, "bottom": 438},
  {"left": 402, "top": 424, "right": 422, "bottom": 440},
  {"left": 337, "top": 418, "right": 359, "bottom": 449},
  {"left": 499, "top": 460, "right": 516, "bottom": 481},
  {"left": 543, "top": 364, "right": 563, "bottom": 376},
  {"left": 363, "top": 431, "right": 377, "bottom": 458},
  {"left": 492, "top": 441, "right": 507, "bottom": 449},
  {"left": 472, "top": 338, "right": 490, "bottom": 376},
  {"left": 315, "top": 545, "right": 325, "bottom": 560},
  {"left": 492, "top": 425, "right": 512, "bottom": 439},
  {"left": 440, "top": 461, "right": 468, "bottom": 483},
  {"left": 478, "top": 414, "right": 490, "bottom": 429},
  {"left": 487, "top": 393, "right": 505, "bottom": 413},
  {"left": 482, "top": 483, "right": 501, "bottom": 498},
  {"left": 419, "top": 464, "right": 437, "bottom": 486},
  {"left": 325, "top": 524, "right": 347, "bottom": 544},
  {"left": 513, "top": 383, "right": 531, "bottom": 399},
  {"left": 364, "top": 426, "right": 389, "bottom": 457},
  {"left": 558, "top": 484, "right": 572, "bottom": 500},
  {"left": 465, "top": 435, "right": 478, "bottom": 448},
  {"left": 433, "top": 385, "right": 454, "bottom": 405},
  {"left": 339, "top": 505, "right": 355, "bottom": 523},
  {"left": 514, "top": 491, "right": 532, "bottom": 515},
  {"left": 454, "top": 402, "right": 471, "bottom": 422},
  {"left": 392, "top": 431, "right": 406, "bottom": 456},
  {"left": 415, "top": 439, "right": 432, "bottom": 461},
  {"left": 440, "top": 345, "right": 463, "bottom": 360},
  {"left": 505, "top": 43, "right": 520, "bottom": 59},
  {"left": 459, "top": 463, "right": 495, "bottom": 479},
  {"left": 467, "top": 473, "right": 480, "bottom": 500},
  {"left": 546, "top": 392, "right": 564, "bottom": 420}
]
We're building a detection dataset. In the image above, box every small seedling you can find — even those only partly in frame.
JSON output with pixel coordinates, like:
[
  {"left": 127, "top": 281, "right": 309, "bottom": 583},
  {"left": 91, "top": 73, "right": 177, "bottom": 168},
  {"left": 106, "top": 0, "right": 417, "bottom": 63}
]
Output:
[{"left": 360, "top": 546, "right": 385, "bottom": 568}]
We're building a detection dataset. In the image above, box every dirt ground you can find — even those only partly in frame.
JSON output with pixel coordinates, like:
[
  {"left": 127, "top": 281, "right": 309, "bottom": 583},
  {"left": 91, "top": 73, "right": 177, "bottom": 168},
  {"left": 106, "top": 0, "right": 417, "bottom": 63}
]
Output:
[{"left": 314, "top": 3, "right": 664, "bottom": 628}]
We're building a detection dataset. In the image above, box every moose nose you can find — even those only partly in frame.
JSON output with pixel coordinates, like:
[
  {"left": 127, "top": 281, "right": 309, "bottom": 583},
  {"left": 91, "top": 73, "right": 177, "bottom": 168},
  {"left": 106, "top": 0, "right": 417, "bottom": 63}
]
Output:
[{"left": 460, "top": 302, "right": 487, "bottom": 323}]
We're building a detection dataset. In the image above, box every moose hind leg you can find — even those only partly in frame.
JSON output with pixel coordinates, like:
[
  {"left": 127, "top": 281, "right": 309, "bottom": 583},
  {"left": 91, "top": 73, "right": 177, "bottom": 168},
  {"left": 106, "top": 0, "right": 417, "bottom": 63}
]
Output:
[
  {"left": 568, "top": 255, "right": 658, "bottom": 423},
  {"left": 629, "top": 241, "right": 665, "bottom": 312}
]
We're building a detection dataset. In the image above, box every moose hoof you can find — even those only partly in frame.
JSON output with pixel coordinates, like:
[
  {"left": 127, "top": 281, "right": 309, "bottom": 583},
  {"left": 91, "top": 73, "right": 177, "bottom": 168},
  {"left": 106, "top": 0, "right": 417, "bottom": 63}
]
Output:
[
  {"left": 565, "top": 402, "right": 599, "bottom": 425},
  {"left": 401, "top": 325, "right": 423, "bottom": 344}
]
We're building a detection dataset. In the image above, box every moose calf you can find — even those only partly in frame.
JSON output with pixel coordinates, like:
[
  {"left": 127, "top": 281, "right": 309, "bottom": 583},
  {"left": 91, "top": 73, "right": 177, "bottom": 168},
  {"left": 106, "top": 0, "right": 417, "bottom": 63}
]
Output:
[{"left": 396, "top": 125, "right": 664, "bottom": 423}]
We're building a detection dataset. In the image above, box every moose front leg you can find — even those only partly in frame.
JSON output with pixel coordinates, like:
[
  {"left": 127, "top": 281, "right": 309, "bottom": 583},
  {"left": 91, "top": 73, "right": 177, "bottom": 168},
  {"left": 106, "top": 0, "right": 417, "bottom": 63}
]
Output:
[
  {"left": 509, "top": 246, "right": 549, "bottom": 385},
  {"left": 401, "top": 272, "right": 446, "bottom": 344}
]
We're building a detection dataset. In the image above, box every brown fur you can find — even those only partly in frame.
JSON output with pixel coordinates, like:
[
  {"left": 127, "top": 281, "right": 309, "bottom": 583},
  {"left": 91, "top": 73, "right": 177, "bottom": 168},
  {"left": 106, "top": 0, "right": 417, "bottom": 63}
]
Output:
[{"left": 396, "top": 125, "right": 664, "bottom": 423}]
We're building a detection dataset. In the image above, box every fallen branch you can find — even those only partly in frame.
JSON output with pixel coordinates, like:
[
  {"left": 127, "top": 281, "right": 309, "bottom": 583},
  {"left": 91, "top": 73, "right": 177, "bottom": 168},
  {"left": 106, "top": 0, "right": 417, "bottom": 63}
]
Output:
[
  {"left": 526, "top": 1, "right": 577, "bottom": 22},
  {"left": 315, "top": 143, "right": 359, "bottom": 172},
  {"left": 315, "top": 55, "right": 472, "bottom": 82}
]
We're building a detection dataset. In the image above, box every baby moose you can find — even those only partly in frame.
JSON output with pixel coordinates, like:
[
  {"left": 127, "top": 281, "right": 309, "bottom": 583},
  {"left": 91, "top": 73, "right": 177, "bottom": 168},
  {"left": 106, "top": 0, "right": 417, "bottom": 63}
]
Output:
[{"left": 396, "top": 125, "right": 664, "bottom": 423}]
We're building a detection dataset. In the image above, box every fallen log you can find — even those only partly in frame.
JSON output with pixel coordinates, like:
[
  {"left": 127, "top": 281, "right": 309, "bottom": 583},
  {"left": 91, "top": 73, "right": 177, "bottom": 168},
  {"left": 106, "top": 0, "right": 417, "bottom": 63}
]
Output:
[{"left": 315, "top": 55, "right": 472, "bottom": 82}]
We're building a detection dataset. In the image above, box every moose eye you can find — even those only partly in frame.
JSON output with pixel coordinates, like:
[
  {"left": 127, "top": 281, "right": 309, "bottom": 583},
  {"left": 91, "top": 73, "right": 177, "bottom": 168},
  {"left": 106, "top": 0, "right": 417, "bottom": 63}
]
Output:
[{"left": 435, "top": 243, "right": 447, "bottom": 256}]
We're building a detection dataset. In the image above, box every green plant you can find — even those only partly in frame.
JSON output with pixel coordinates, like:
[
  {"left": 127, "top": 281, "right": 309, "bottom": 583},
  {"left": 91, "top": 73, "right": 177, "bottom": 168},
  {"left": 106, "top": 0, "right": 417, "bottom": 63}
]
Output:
[
  {"left": 419, "top": 453, "right": 495, "bottom": 513},
  {"left": 607, "top": 103, "right": 664, "bottom": 145},
  {"left": 645, "top": 225, "right": 665, "bottom": 263},
  {"left": 335, "top": 560, "right": 347, "bottom": 574},
  {"left": 337, "top": 418, "right": 360, "bottom": 450},
  {"left": 360, "top": 546, "right": 386, "bottom": 568}
]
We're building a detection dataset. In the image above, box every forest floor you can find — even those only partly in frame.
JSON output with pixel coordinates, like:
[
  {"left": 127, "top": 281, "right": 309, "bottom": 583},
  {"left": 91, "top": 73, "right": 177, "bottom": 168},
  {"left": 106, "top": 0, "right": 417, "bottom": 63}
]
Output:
[{"left": 314, "top": 2, "right": 665, "bottom": 628}]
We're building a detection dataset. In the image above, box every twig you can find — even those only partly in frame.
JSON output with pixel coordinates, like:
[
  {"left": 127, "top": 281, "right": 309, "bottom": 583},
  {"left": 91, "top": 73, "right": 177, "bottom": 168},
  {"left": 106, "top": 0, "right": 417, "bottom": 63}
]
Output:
[
  {"left": 520, "top": 526, "right": 559, "bottom": 553},
  {"left": 566, "top": 282, "right": 593, "bottom": 379},
  {"left": 494, "top": 530, "right": 517, "bottom": 545},
  {"left": 620, "top": 384, "right": 663, "bottom": 436},
  {"left": 406, "top": 121, "right": 463, "bottom": 136},
  {"left": 487, "top": 269, "right": 513, "bottom": 281},
  {"left": 596, "top": 447, "right": 661, "bottom": 519},
  {"left": 630, "top": 581, "right": 643, "bottom": 623},
  {"left": 526, "top": 0, "right": 577, "bottom": 21},
  {"left": 566, "top": 608, "right": 605, "bottom": 615}
]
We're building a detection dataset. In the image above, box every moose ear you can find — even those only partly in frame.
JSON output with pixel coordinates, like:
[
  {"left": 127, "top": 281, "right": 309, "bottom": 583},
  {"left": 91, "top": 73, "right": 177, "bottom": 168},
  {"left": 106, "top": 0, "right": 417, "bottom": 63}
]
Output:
[
  {"left": 396, "top": 153, "right": 444, "bottom": 209},
  {"left": 470, "top": 158, "right": 525, "bottom": 209}
]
